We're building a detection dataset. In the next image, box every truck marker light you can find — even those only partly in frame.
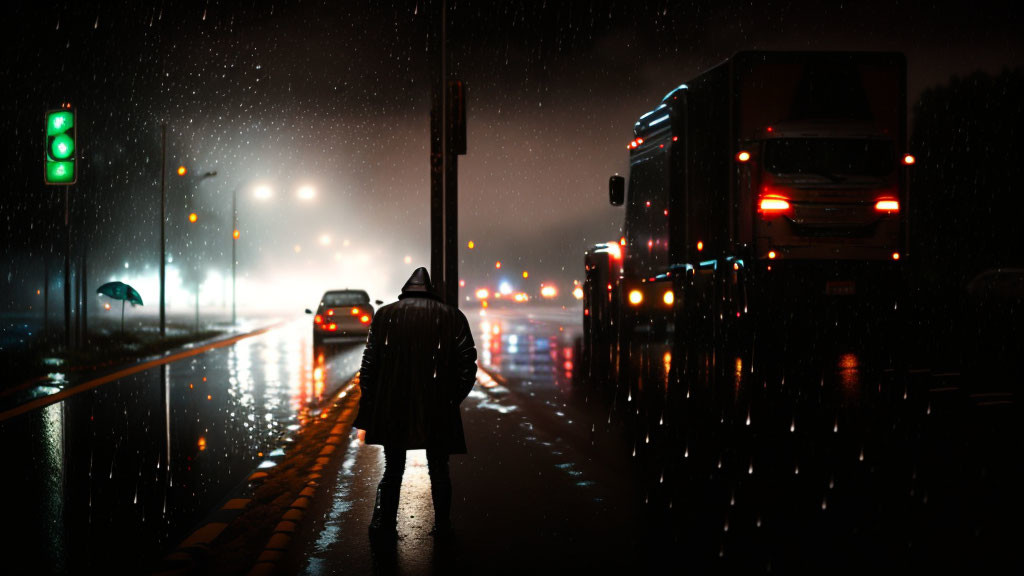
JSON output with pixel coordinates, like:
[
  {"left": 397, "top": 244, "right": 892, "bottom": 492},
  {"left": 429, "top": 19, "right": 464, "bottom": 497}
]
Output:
[
  {"left": 759, "top": 197, "right": 791, "bottom": 212},
  {"left": 672, "top": 136, "right": 678, "bottom": 141},
  {"left": 892, "top": 252, "right": 900, "bottom": 260},
  {"left": 902, "top": 154, "right": 916, "bottom": 165},
  {"left": 629, "top": 290, "right": 643, "bottom": 305},
  {"left": 663, "top": 290, "right": 674, "bottom": 305},
  {"left": 736, "top": 151, "right": 751, "bottom": 162},
  {"left": 768, "top": 251, "right": 777, "bottom": 259},
  {"left": 620, "top": 237, "right": 626, "bottom": 246},
  {"left": 875, "top": 199, "right": 899, "bottom": 212},
  {"left": 697, "top": 241, "right": 704, "bottom": 251},
  {"left": 607, "top": 283, "right": 613, "bottom": 291},
  {"left": 766, "top": 126, "right": 773, "bottom": 133}
]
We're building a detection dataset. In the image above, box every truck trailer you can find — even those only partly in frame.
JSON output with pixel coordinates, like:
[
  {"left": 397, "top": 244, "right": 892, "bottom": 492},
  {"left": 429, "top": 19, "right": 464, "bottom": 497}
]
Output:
[{"left": 583, "top": 51, "right": 911, "bottom": 376}]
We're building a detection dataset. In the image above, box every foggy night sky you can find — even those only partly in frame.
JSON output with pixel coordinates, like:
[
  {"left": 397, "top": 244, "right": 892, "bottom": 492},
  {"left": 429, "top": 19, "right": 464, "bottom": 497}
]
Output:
[{"left": 2, "top": 0, "right": 1021, "bottom": 314}]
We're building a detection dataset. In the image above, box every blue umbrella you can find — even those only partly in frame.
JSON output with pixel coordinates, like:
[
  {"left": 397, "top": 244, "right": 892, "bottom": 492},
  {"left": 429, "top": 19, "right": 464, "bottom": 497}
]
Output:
[{"left": 96, "top": 281, "right": 143, "bottom": 334}]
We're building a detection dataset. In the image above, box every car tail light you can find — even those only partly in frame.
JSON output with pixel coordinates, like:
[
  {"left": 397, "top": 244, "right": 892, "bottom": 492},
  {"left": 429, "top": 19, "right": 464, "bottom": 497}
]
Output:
[
  {"left": 350, "top": 307, "right": 360, "bottom": 315},
  {"left": 314, "top": 314, "right": 323, "bottom": 325},
  {"left": 875, "top": 199, "right": 899, "bottom": 212},
  {"left": 360, "top": 315, "right": 370, "bottom": 324},
  {"left": 326, "top": 308, "right": 335, "bottom": 316},
  {"left": 327, "top": 323, "right": 337, "bottom": 331}
]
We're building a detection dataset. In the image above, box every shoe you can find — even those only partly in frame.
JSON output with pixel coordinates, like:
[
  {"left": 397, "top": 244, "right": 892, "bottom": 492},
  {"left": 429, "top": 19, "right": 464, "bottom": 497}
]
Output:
[
  {"left": 430, "top": 479, "right": 453, "bottom": 540},
  {"left": 368, "top": 481, "right": 400, "bottom": 540}
]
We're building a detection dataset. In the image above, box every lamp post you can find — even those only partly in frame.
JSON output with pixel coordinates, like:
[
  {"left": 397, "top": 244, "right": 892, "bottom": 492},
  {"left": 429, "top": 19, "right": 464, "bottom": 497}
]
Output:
[{"left": 188, "top": 171, "right": 217, "bottom": 333}]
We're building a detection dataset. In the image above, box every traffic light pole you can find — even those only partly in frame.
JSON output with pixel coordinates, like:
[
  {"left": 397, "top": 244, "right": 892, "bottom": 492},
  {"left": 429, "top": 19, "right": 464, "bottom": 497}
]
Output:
[
  {"left": 64, "top": 186, "right": 71, "bottom": 350},
  {"left": 160, "top": 123, "right": 167, "bottom": 338}
]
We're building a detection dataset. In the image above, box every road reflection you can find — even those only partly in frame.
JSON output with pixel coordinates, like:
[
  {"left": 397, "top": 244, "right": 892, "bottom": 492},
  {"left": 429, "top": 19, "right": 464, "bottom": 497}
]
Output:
[{"left": 0, "top": 320, "right": 365, "bottom": 573}]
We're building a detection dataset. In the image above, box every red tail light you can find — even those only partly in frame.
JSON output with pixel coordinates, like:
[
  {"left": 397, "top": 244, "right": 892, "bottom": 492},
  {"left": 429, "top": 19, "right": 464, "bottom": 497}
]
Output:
[
  {"left": 875, "top": 199, "right": 900, "bottom": 212},
  {"left": 314, "top": 315, "right": 323, "bottom": 325},
  {"left": 758, "top": 186, "right": 791, "bottom": 215},
  {"left": 758, "top": 194, "right": 792, "bottom": 215},
  {"left": 360, "top": 315, "right": 370, "bottom": 324},
  {"left": 326, "top": 308, "right": 335, "bottom": 316},
  {"left": 327, "top": 323, "right": 337, "bottom": 331},
  {"left": 350, "top": 307, "right": 360, "bottom": 315}
]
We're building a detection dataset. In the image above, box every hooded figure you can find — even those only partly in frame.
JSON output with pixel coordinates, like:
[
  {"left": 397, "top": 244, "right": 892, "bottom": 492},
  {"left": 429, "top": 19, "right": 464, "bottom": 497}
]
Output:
[{"left": 353, "top": 267, "right": 477, "bottom": 539}]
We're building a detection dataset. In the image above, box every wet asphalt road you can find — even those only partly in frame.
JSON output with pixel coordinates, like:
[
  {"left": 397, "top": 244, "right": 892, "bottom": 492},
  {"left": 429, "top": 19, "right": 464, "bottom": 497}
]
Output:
[
  {"left": 1, "top": 303, "right": 1018, "bottom": 574},
  {"left": 0, "top": 320, "right": 365, "bottom": 575}
]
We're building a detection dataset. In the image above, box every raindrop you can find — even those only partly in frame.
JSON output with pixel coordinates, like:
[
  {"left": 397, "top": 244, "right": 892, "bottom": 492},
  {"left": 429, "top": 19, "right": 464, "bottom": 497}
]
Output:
[
  {"left": 926, "top": 402, "right": 931, "bottom": 415},
  {"left": 94, "top": 16, "right": 99, "bottom": 29},
  {"left": 717, "top": 457, "right": 723, "bottom": 469},
  {"left": 794, "top": 464, "right": 799, "bottom": 475},
  {"left": 790, "top": 418, "right": 796, "bottom": 432},
  {"left": 748, "top": 460, "right": 754, "bottom": 475},
  {"left": 821, "top": 497, "right": 828, "bottom": 510},
  {"left": 756, "top": 516, "right": 762, "bottom": 528},
  {"left": 730, "top": 492, "right": 736, "bottom": 506},
  {"left": 859, "top": 447, "right": 865, "bottom": 462},
  {"left": 723, "top": 520, "right": 729, "bottom": 532},
  {"left": 645, "top": 433, "right": 649, "bottom": 444},
  {"left": 745, "top": 410, "right": 751, "bottom": 426},
  {"left": 684, "top": 445, "right": 689, "bottom": 458},
  {"left": 833, "top": 419, "right": 839, "bottom": 433}
]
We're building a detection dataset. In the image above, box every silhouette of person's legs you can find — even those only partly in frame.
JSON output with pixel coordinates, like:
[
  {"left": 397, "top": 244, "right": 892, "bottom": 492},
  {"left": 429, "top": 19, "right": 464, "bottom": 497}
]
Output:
[
  {"left": 370, "top": 446, "right": 406, "bottom": 539},
  {"left": 426, "top": 449, "right": 452, "bottom": 535}
]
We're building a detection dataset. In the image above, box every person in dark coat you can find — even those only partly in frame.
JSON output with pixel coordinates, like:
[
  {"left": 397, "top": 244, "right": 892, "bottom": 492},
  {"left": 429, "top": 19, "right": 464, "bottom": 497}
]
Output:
[{"left": 353, "top": 267, "right": 478, "bottom": 539}]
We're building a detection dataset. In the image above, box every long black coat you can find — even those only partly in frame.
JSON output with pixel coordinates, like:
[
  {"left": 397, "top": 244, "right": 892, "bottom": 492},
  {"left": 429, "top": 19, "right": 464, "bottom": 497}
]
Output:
[{"left": 353, "top": 291, "right": 477, "bottom": 454}]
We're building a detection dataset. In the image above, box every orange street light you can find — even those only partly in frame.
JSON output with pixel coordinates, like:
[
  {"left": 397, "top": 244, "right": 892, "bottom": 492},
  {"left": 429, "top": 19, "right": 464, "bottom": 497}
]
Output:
[
  {"left": 188, "top": 212, "right": 198, "bottom": 223},
  {"left": 177, "top": 165, "right": 187, "bottom": 176}
]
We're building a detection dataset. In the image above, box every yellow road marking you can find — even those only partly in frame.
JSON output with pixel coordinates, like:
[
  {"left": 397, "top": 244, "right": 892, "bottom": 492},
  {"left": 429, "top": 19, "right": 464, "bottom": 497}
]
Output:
[{"left": 0, "top": 323, "right": 284, "bottom": 423}]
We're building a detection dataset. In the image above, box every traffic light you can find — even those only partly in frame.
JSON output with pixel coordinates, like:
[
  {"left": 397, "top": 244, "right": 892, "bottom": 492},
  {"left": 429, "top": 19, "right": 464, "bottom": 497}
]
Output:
[{"left": 44, "top": 108, "right": 76, "bottom": 185}]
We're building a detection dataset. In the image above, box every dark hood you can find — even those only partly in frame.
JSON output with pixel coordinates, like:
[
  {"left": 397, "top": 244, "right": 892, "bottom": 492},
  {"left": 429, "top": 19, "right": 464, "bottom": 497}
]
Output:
[{"left": 398, "top": 267, "right": 442, "bottom": 301}]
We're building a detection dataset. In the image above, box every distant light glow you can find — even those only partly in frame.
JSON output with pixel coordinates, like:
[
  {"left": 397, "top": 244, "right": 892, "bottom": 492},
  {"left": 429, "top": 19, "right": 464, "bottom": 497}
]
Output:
[
  {"left": 177, "top": 166, "right": 187, "bottom": 176},
  {"left": 297, "top": 186, "right": 316, "bottom": 200},
  {"left": 188, "top": 212, "right": 198, "bottom": 223},
  {"left": 499, "top": 282, "right": 512, "bottom": 295},
  {"left": 736, "top": 150, "right": 751, "bottom": 162},
  {"left": 875, "top": 199, "right": 899, "bottom": 212},
  {"left": 319, "top": 234, "right": 331, "bottom": 246},
  {"left": 540, "top": 285, "right": 557, "bottom": 298},
  {"left": 495, "top": 261, "right": 501, "bottom": 269},
  {"left": 663, "top": 290, "right": 674, "bottom": 305},
  {"left": 902, "top": 154, "right": 916, "bottom": 165},
  {"left": 404, "top": 255, "right": 412, "bottom": 264},
  {"left": 475, "top": 288, "right": 489, "bottom": 300},
  {"left": 628, "top": 289, "right": 643, "bottom": 305},
  {"left": 522, "top": 271, "right": 529, "bottom": 279},
  {"left": 572, "top": 287, "right": 584, "bottom": 300},
  {"left": 468, "top": 241, "right": 475, "bottom": 249},
  {"left": 253, "top": 185, "right": 272, "bottom": 200}
]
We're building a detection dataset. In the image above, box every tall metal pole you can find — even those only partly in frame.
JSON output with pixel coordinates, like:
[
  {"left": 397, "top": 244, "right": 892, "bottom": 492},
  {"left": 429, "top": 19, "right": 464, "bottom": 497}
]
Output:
[
  {"left": 429, "top": 0, "right": 445, "bottom": 299},
  {"left": 160, "top": 123, "right": 167, "bottom": 337},
  {"left": 232, "top": 187, "right": 237, "bottom": 325},
  {"left": 64, "top": 187, "right": 71, "bottom": 350}
]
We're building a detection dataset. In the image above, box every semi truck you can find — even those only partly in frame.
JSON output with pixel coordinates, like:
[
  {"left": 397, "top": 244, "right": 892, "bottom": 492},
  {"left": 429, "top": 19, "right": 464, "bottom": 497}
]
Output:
[{"left": 583, "top": 51, "right": 911, "bottom": 376}]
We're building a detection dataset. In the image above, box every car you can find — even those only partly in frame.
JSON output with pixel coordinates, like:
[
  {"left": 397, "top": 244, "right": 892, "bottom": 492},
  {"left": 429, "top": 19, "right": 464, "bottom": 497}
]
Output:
[{"left": 307, "top": 289, "right": 381, "bottom": 348}]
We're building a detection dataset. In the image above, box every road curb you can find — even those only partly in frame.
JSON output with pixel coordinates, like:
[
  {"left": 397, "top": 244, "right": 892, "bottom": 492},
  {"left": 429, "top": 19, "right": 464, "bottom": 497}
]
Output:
[{"left": 150, "top": 375, "right": 362, "bottom": 576}]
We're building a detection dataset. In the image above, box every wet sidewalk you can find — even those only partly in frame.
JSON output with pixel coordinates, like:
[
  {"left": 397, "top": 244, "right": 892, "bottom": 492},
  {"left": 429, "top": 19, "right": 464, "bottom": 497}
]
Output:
[{"left": 279, "top": 369, "right": 645, "bottom": 575}]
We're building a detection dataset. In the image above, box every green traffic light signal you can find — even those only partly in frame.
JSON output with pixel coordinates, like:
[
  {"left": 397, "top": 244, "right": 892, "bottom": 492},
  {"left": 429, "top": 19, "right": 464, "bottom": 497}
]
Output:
[{"left": 44, "top": 108, "right": 76, "bottom": 185}]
